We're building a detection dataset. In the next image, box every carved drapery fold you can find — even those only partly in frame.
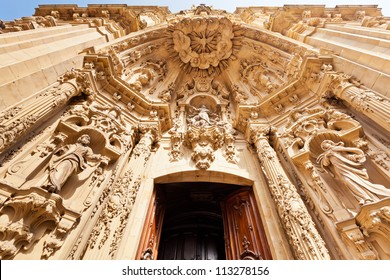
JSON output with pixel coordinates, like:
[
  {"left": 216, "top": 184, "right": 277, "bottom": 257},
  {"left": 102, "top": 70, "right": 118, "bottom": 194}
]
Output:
[
  {"left": 248, "top": 125, "right": 330, "bottom": 260},
  {"left": 280, "top": 107, "right": 384, "bottom": 217},
  {"left": 1, "top": 100, "right": 125, "bottom": 193}
]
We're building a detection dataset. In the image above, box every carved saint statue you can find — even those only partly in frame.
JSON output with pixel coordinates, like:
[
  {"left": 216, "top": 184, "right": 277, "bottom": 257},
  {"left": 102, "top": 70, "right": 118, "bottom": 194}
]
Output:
[
  {"left": 317, "top": 140, "right": 390, "bottom": 205},
  {"left": 43, "top": 134, "right": 105, "bottom": 193},
  {"left": 187, "top": 105, "right": 218, "bottom": 127}
]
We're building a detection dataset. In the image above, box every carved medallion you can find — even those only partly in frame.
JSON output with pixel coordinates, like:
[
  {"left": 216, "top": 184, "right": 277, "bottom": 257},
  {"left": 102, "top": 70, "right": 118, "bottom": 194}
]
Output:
[{"left": 167, "top": 15, "right": 241, "bottom": 73}]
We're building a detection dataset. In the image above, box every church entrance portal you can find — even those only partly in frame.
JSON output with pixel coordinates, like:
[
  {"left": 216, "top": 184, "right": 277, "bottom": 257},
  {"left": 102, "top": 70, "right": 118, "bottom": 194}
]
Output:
[{"left": 136, "top": 181, "right": 272, "bottom": 260}]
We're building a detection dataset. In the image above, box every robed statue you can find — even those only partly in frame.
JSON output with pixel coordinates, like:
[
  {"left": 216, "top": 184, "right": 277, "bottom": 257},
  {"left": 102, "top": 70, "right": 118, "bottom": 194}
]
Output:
[
  {"left": 43, "top": 134, "right": 106, "bottom": 193},
  {"left": 317, "top": 140, "right": 390, "bottom": 205}
]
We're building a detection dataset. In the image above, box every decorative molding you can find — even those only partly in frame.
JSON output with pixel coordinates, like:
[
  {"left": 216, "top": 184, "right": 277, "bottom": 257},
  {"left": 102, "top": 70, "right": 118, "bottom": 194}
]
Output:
[{"left": 336, "top": 217, "right": 378, "bottom": 260}]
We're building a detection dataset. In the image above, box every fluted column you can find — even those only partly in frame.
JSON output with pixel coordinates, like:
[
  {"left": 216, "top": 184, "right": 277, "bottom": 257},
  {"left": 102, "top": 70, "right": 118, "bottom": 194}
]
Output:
[
  {"left": 248, "top": 124, "right": 330, "bottom": 260},
  {"left": 329, "top": 74, "right": 390, "bottom": 133},
  {"left": 0, "top": 79, "right": 80, "bottom": 153}
]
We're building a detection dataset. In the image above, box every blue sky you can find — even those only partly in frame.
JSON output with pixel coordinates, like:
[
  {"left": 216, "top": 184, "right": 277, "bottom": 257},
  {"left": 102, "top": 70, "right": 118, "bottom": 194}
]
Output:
[{"left": 1, "top": 1, "right": 389, "bottom": 21}]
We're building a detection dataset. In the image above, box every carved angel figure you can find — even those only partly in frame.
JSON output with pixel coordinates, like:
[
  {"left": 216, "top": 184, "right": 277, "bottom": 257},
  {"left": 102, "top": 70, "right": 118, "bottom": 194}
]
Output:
[
  {"left": 43, "top": 134, "right": 106, "bottom": 193},
  {"left": 187, "top": 105, "right": 218, "bottom": 127},
  {"left": 317, "top": 140, "right": 390, "bottom": 205}
]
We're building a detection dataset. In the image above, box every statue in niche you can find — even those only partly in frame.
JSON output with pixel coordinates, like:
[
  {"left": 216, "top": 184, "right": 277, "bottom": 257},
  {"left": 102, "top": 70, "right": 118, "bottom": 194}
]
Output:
[
  {"left": 317, "top": 140, "right": 390, "bottom": 205},
  {"left": 187, "top": 105, "right": 219, "bottom": 127},
  {"left": 41, "top": 134, "right": 107, "bottom": 193}
]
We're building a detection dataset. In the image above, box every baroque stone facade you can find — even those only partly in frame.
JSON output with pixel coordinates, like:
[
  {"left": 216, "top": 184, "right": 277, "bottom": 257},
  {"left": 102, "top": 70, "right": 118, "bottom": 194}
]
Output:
[{"left": 1, "top": 4, "right": 390, "bottom": 260}]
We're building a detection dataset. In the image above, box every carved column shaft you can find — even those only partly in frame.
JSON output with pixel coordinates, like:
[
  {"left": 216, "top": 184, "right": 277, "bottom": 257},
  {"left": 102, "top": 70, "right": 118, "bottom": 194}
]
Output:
[
  {"left": 0, "top": 80, "right": 79, "bottom": 153},
  {"left": 249, "top": 126, "right": 330, "bottom": 259},
  {"left": 333, "top": 81, "right": 390, "bottom": 133}
]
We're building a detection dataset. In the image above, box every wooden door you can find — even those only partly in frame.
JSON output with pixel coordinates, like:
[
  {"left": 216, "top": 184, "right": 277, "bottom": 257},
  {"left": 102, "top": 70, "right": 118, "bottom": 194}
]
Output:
[
  {"left": 221, "top": 189, "right": 272, "bottom": 260},
  {"left": 136, "top": 190, "right": 165, "bottom": 260}
]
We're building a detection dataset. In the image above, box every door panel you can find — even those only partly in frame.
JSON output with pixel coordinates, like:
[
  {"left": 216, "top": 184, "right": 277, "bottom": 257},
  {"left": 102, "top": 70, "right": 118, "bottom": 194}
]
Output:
[
  {"left": 136, "top": 190, "right": 165, "bottom": 260},
  {"left": 221, "top": 189, "right": 272, "bottom": 260}
]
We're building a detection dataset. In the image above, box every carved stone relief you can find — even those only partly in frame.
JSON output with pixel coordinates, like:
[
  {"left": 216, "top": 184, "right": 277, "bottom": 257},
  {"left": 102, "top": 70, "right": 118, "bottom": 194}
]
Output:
[
  {"left": 177, "top": 77, "right": 230, "bottom": 103},
  {"left": 1, "top": 100, "right": 126, "bottom": 195},
  {"left": 247, "top": 125, "right": 330, "bottom": 259},
  {"left": 169, "top": 17, "right": 234, "bottom": 70},
  {"left": 168, "top": 113, "right": 184, "bottom": 162},
  {"left": 0, "top": 189, "right": 79, "bottom": 260},
  {"left": 353, "top": 199, "right": 390, "bottom": 260},
  {"left": 157, "top": 82, "right": 175, "bottom": 102},
  {"left": 166, "top": 15, "right": 243, "bottom": 74},
  {"left": 0, "top": 69, "right": 92, "bottom": 154},
  {"left": 180, "top": 96, "right": 237, "bottom": 169},
  {"left": 280, "top": 105, "right": 390, "bottom": 258},
  {"left": 323, "top": 72, "right": 390, "bottom": 133},
  {"left": 184, "top": 125, "right": 224, "bottom": 169},
  {"left": 317, "top": 140, "right": 390, "bottom": 205},
  {"left": 88, "top": 170, "right": 136, "bottom": 251},
  {"left": 2, "top": 3, "right": 390, "bottom": 261},
  {"left": 231, "top": 84, "right": 248, "bottom": 103},
  {"left": 240, "top": 57, "right": 286, "bottom": 97},
  {"left": 127, "top": 60, "right": 167, "bottom": 92}
]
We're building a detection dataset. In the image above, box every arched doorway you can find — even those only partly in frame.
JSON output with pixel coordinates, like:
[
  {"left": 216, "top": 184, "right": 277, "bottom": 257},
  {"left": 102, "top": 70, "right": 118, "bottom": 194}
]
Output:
[{"left": 136, "top": 180, "right": 272, "bottom": 260}]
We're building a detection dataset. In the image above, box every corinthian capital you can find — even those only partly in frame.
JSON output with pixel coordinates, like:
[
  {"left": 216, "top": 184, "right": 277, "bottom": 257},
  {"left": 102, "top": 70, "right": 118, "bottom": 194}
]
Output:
[
  {"left": 327, "top": 73, "right": 353, "bottom": 96},
  {"left": 58, "top": 69, "right": 95, "bottom": 96},
  {"left": 246, "top": 124, "right": 276, "bottom": 144},
  {"left": 138, "top": 124, "right": 160, "bottom": 144}
]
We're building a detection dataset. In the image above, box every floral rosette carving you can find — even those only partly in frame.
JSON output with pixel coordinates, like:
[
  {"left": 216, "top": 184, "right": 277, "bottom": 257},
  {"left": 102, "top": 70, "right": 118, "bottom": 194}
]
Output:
[{"left": 169, "top": 17, "right": 234, "bottom": 70}]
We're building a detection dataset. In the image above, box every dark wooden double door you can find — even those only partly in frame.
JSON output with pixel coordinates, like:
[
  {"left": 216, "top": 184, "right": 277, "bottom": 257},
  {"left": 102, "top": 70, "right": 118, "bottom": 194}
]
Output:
[{"left": 136, "top": 182, "right": 272, "bottom": 260}]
